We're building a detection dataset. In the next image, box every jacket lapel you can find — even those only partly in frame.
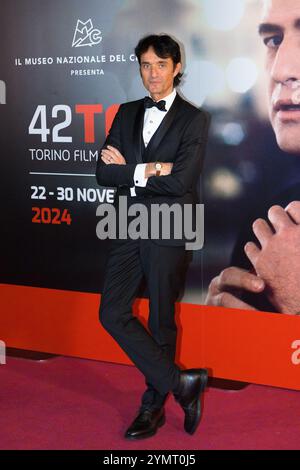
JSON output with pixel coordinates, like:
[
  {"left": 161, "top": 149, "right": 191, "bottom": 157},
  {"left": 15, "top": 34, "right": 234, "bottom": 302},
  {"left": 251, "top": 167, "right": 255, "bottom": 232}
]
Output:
[
  {"left": 143, "top": 93, "right": 182, "bottom": 162},
  {"left": 132, "top": 101, "right": 145, "bottom": 164}
]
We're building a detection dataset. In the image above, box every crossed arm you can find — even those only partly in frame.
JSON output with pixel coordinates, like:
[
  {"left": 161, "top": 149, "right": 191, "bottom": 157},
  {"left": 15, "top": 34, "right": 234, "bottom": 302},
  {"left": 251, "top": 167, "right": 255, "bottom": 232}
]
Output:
[
  {"left": 96, "top": 104, "right": 174, "bottom": 189},
  {"left": 100, "top": 145, "right": 173, "bottom": 178},
  {"left": 96, "top": 104, "right": 208, "bottom": 198},
  {"left": 205, "top": 201, "right": 300, "bottom": 315}
]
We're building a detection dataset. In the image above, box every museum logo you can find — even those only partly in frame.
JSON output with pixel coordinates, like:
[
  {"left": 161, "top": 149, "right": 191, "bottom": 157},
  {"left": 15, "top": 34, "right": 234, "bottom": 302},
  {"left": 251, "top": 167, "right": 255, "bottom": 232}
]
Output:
[{"left": 72, "top": 19, "right": 102, "bottom": 48}]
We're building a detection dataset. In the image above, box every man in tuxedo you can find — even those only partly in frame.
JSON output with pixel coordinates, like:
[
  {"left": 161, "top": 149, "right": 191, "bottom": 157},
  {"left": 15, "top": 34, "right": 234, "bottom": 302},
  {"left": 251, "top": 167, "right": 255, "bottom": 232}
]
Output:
[
  {"left": 96, "top": 34, "right": 210, "bottom": 439},
  {"left": 205, "top": 0, "right": 300, "bottom": 315}
]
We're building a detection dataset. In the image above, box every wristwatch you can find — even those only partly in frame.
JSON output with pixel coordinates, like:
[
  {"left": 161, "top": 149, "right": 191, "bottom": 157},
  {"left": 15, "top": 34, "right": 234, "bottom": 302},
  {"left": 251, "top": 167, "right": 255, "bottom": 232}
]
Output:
[{"left": 155, "top": 162, "right": 162, "bottom": 176}]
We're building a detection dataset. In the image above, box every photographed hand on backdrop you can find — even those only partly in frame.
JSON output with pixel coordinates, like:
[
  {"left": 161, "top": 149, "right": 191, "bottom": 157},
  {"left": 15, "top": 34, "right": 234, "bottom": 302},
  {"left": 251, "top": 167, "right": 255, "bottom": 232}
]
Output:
[
  {"left": 245, "top": 202, "right": 300, "bottom": 315},
  {"left": 205, "top": 266, "right": 265, "bottom": 310}
]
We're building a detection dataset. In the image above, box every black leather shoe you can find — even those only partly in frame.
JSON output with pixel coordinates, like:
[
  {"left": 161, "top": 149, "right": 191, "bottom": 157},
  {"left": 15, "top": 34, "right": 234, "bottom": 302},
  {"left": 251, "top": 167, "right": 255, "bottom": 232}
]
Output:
[
  {"left": 124, "top": 407, "right": 165, "bottom": 440},
  {"left": 174, "top": 368, "right": 208, "bottom": 435}
]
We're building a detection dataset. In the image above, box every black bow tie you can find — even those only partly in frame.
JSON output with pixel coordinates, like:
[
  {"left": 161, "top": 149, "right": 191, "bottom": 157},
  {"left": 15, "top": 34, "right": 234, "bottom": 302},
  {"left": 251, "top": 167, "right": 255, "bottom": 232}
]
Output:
[{"left": 144, "top": 96, "right": 167, "bottom": 112}]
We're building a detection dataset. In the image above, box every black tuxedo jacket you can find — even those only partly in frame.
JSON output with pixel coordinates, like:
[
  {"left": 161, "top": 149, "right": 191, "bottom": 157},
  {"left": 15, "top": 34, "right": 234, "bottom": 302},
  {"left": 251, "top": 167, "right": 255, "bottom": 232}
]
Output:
[{"left": 96, "top": 93, "right": 210, "bottom": 246}]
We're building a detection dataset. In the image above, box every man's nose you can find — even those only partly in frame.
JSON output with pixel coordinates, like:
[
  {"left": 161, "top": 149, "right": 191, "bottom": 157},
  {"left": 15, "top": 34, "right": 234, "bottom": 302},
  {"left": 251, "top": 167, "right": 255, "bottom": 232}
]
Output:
[
  {"left": 150, "top": 66, "right": 158, "bottom": 77},
  {"left": 271, "top": 37, "right": 300, "bottom": 83}
]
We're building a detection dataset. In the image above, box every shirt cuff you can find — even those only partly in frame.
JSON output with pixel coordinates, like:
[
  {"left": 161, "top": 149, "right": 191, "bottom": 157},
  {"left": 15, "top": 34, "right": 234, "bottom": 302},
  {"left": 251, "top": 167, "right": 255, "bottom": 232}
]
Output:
[
  {"left": 133, "top": 163, "right": 148, "bottom": 187},
  {"left": 130, "top": 187, "right": 136, "bottom": 197}
]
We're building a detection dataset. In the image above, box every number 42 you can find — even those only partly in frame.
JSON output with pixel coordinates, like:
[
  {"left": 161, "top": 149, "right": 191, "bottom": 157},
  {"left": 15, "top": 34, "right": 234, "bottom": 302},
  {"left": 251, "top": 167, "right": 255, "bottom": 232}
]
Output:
[{"left": 28, "top": 104, "right": 72, "bottom": 143}]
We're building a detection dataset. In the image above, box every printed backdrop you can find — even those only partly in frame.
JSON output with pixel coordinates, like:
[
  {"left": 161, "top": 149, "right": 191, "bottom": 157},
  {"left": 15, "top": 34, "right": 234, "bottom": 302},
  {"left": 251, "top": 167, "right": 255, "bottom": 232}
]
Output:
[
  {"left": 2, "top": 0, "right": 300, "bottom": 306},
  {"left": 2, "top": 0, "right": 300, "bottom": 387}
]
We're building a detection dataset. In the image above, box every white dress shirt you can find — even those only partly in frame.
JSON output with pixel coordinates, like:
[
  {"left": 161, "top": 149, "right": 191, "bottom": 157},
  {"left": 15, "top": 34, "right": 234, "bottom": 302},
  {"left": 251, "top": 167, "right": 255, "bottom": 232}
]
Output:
[{"left": 130, "top": 89, "right": 177, "bottom": 197}]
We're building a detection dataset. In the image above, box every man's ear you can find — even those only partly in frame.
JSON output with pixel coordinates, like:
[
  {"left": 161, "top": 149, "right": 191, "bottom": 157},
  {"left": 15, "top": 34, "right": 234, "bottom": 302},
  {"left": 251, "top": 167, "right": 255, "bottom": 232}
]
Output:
[{"left": 174, "top": 62, "right": 182, "bottom": 78}]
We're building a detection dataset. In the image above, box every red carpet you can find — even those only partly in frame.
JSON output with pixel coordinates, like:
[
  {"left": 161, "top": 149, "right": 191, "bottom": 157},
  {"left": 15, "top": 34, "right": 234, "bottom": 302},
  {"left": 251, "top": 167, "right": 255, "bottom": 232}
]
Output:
[{"left": 0, "top": 355, "right": 299, "bottom": 450}]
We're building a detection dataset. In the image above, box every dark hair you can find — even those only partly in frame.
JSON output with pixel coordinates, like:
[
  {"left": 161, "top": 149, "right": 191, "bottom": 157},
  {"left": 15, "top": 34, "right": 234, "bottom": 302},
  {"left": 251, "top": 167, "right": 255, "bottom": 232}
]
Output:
[{"left": 134, "top": 34, "right": 183, "bottom": 87}]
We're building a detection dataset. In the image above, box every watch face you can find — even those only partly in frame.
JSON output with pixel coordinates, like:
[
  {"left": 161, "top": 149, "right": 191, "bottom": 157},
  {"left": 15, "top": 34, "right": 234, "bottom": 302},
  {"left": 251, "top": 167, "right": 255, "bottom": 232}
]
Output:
[{"left": 156, "top": 163, "right": 162, "bottom": 170}]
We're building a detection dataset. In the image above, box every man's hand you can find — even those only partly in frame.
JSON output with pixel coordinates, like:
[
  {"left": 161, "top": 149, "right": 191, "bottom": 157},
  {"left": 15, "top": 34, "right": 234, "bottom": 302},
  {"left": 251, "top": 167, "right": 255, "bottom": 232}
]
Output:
[
  {"left": 101, "top": 145, "right": 126, "bottom": 165},
  {"left": 145, "top": 162, "right": 173, "bottom": 178},
  {"left": 244, "top": 202, "right": 300, "bottom": 315},
  {"left": 205, "top": 266, "right": 265, "bottom": 309}
]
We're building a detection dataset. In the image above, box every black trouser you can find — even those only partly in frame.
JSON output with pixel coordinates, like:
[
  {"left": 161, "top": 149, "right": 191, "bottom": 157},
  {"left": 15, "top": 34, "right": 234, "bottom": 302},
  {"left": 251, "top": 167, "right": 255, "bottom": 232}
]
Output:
[{"left": 99, "top": 238, "right": 188, "bottom": 399}]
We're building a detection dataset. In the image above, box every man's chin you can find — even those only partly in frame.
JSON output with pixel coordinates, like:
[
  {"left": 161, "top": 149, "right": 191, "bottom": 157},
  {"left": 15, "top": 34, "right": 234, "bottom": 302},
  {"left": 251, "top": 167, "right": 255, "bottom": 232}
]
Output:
[
  {"left": 274, "top": 125, "right": 300, "bottom": 155},
  {"left": 148, "top": 85, "right": 162, "bottom": 94},
  {"left": 276, "top": 136, "right": 300, "bottom": 155}
]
